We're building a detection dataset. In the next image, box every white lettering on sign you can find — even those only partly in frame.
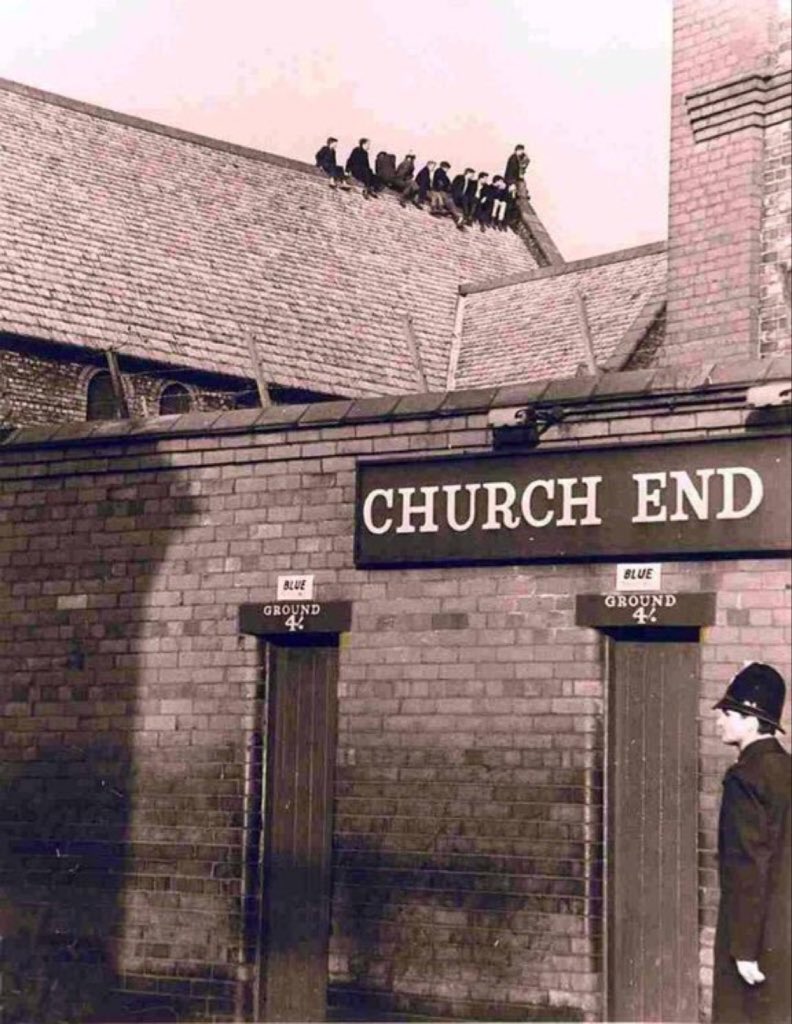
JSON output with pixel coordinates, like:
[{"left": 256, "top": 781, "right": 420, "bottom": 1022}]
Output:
[
  {"left": 362, "top": 467, "right": 763, "bottom": 537},
  {"left": 616, "top": 563, "right": 662, "bottom": 592},
  {"left": 363, "top": 475, "right": 605, "bottom": 535},
  {"left": 262, "top": 602, "right": 321, "bottom": 617},
  {"left": 276, "top": 575, "right": 315, "bottom": 601},
  {"left": 632, "top": 467, "right": 763, "bottom": 523},
  {"left": 604, "top": 593, "right": 678, "bottom": 609}
]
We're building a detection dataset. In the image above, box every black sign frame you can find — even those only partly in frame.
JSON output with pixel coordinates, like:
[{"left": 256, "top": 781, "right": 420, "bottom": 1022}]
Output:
[
  {"left": 575, "top": 592, "right": 716, "bottom": 628},
  {"left": 354, "top": 433, "right": 791, "bottom": 569},
  {"left": 239, "top": 601, "right": 352, "bottom": 637}
]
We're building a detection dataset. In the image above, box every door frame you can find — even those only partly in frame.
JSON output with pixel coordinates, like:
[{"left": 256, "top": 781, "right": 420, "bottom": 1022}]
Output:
[
  {"left": 576, "top": 592, "right": 715, "bottom": 1021},
  {"left": 603, "top": 626, "right": 701, "bottom": 1022},
  {"left": 238, "top": 601, "right": 352, "bottom": 1023}
]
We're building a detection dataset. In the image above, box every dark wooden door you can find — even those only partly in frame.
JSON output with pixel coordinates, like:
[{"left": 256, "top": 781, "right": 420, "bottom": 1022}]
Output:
[
  {"left": 607, "top": 629, "right": 699, "bottom": 1023},
  {"left": 261, "top": 641, "right": 339, "bottom": 1022}
]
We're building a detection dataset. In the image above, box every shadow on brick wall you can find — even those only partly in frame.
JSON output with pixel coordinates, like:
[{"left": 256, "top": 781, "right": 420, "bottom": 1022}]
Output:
[
  {"left": 327, "top": 753, "right": 599, "bottom": 1023},
  {"left": 0, "top": 457, "right": 198, "bottom": 1023}
]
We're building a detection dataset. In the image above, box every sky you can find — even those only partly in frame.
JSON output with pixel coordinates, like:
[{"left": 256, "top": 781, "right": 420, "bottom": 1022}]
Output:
[{"left": 0, "top": 0, "right": 673, "bottom": 260}]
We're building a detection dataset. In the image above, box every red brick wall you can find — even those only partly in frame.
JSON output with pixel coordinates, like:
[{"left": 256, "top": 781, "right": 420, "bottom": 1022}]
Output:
[
  {"left": 0, "top": 403, "right": 789, "bottom": 1022},
  {"left": 0, "top": 341, "right": 245, "bottom": 427},
  {"left": 0, "top": 345, "right": 88, "bottom": 425},
  {"left": 665, "top": 0, "right": 778, "bottom": 364},
  {"left": 760, "top": 17, "right": 792, "bottom": 357}
]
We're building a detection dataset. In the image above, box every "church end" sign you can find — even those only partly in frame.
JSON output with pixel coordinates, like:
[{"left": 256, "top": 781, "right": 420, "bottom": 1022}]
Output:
[{"left": 354, "top": 436, "right": 790, "bottom": 568}]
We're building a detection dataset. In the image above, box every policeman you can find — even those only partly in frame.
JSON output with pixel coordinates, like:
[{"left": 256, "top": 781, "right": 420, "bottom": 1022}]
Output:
[{"left": 712, "top": 662, "right": 791, "bottom": 1023}]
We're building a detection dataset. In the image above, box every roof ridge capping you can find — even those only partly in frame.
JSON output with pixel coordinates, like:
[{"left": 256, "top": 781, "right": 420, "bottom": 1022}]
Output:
[
  {"left": 0, "top": 76, "right": 322, "bottom": 179},
  {"left": 460, "top": 240, "right": 668, "bottom": 296}
]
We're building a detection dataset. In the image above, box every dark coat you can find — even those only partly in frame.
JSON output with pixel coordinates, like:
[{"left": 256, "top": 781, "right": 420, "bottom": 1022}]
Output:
[
  {"left": 415, "top": 166, "right": 432, "bottom": 191},
  {"left": 451, "top": 174, "right": 467, "bottom": 202},
  {"left": 315, "top": 145, "right": 339, "bottom": 175},
  {"left": 504, "top": 151, "right": 528, "bottom": 184},
  {"left": 375, "top": 151, "right": 397, "bottom": 182},
  {"left": 713, "top": 738, "right": 791, "bottom": 1024},
  {"left": 346, "top": 146, "right": 372, "bottom": 184},
  {"left": 394, "top": 157, "right": 415, "bottom": 182},
  {"left": 432, "top": 167, "right": 451, "bottom": 192}
]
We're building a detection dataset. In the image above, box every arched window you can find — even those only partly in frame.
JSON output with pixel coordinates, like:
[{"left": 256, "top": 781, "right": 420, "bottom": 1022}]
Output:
[
  {"left": 159, "top": 382, "right": 192, "bottom": 415},
  {"left": 86, "top": 370, "right": 122, "bottom": 421}
]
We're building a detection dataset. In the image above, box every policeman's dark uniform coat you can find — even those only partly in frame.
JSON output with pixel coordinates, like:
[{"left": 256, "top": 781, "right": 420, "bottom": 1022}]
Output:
[{"left": 713, "top": 665, "right": 791, "bottom": 1024}]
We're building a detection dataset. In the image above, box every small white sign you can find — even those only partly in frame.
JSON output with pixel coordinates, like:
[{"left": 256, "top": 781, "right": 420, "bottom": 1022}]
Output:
[
  {"left": 616, "top": 563, "right": 662, "bottom": 592},
  {"left": 276, "top": 574, "right": 315, "bottom": 601}
]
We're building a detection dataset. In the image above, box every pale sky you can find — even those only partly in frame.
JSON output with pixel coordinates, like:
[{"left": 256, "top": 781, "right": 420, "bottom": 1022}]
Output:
[{"left": 1, "top": 0, "right": 673, "bottom": 260}]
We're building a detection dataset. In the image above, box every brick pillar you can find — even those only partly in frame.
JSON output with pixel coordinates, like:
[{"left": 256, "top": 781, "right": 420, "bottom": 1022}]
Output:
[{"left": 665, "top": 0, "right": 777, "bottom": 365}]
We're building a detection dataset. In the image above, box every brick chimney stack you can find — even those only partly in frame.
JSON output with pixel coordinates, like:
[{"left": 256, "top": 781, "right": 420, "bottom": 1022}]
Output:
[{"left": 665, "top": 0, "right": 781, "bottom": 364}]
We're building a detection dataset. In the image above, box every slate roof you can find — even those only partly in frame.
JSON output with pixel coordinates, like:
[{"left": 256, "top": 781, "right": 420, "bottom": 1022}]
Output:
[
  {"left": 452, "top": 242, "right": 668, "bottom": 389},
  {"left": 0, "top": 79, "right": 547, "bottom": 397}
]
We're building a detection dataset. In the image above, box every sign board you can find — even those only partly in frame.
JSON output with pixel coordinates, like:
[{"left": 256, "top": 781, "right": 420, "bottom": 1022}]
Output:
[
  {"left": 616, "top": 563, "right": 662, "bottom": 591},
  {"left": 575, "top": 592, "right": 716, "bottom": 628},
  {"left": 276, "top": 574, "right": 315, "bottom": 601},
  {"left": 355, "top": 436, "right": 791, "bottom": 568},
  {"left": 239, "top": 601, "right": 352, "bottom": 636}
]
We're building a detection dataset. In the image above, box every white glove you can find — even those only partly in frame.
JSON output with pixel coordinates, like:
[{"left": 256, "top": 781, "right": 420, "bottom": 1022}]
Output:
[{"left": 736, "top": 960, "right": 766, "bottom": 985}]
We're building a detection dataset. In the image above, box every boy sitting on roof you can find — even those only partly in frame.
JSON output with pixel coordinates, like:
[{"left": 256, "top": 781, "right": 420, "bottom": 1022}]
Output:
[
  {"left": 429, "top": 162, "right": 465, "bottom": 230},
  {"left": 346, "top": 138, "right": 381, "bottom": 198},
  {"left": 504, "top": 143, "right": 530, "bottom": 201},
  {"left": 392, "top": 153, "right": 416, "bottom": 193},
  {"left": 490, "top": 175, "right": 510, "bottom": 229},
  {"left": 452, "top": 168, "right": 476, "bottom": 221},
  {"left": 375, "top": 151, "right": 398, "bottom": 187},
  {"left": 315, "top": 137, "right": 350, "bottom": 189},
  {"left": 400, "top": 160, "right": 435, "bottom": 208},
  {"left": 472, "top": 171, "right": 492, "bottom": 227}
]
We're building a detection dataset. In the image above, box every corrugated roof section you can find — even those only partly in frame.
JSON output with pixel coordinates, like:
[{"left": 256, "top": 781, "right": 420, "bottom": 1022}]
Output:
[
  {"left": 454, "top": 243, "right": 668, "bottom": 388},
  {"left": 0, "top": 79, "right": 546, "bottom": 397}
]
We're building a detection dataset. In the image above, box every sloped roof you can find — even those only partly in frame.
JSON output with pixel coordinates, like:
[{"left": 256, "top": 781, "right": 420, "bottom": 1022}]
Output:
[
  {"left": 0, "top": 79, "right": 550, "bottom": 397},
  {"left": 452, "top": 242, "right": 667, "bottom": 389}
]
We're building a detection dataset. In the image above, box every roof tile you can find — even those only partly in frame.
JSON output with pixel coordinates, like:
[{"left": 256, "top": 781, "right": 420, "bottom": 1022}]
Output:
[
  {"left": 0, "top": 81, "right": 540, "bottom": 399},
  {"left": 455, "top": 246, "right": 667, "bottom": 389}
]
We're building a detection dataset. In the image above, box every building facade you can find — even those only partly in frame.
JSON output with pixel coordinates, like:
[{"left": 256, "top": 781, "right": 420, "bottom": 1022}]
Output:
[{"left": 0, "top": 2, "right": 790, "bottom": 1023}]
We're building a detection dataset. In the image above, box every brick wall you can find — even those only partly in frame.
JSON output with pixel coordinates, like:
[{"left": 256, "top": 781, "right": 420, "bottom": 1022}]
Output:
[
  {"left": 0, "top": 344, "right": 88, "bottom": 426},
  {"left": 759, "top": 16, "right": 792, "bottom": 357},
  {"left": 0, "top": 338, "right": 254, "bottom": 428},
  {"left": 1, "top": 392, "right": 789, "bottom": 1023},
  {"left": 664, "top": 0, "right": 779, "bottom": 364}
]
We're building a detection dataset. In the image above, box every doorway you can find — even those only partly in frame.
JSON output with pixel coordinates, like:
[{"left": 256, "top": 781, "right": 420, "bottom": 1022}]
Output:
[
  {"left": 605, "top": 627, "right": 700, "bottom": 1022},
  {"left": 256, "top": 637, "right": 340, "bottom": 1023}
]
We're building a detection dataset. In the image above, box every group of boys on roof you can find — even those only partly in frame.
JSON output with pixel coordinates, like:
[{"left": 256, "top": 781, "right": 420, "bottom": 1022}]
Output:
[{"left": 315, "top": 138, "right": 530, "bottom": 232}]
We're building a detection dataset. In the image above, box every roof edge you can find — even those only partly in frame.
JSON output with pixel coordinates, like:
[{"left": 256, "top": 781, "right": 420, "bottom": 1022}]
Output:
[
  {"left": 0, "top": 76, "right": 322, "bottom": 180},
  {"left": 2, "top": 356, "right": 788, "bottom": 453},
  {"left": 460, "top": 240, "right": 669, "bottom": 296}
]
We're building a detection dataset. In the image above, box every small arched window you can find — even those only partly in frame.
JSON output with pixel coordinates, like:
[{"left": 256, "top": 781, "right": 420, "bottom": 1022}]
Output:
[
  {"left": 159, "top": 383, "right": 192, "bottom": 416},
  {"left": 86, "top": 370, "right": 122, "bottom": 421}
]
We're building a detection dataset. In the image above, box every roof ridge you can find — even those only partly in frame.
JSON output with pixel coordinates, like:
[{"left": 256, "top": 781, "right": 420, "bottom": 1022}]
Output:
[
  {"left": 0, "top": 76, "right": 322, "bottom": 179},
  {"left": 459, "top": 239, "right": 668, "bottom": 295},
  {"left": 1, "top": 75, "right": 560, "bottom": 264}
]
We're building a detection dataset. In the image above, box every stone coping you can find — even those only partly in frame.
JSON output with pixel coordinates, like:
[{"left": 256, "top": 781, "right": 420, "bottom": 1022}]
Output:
[{"left": 1, "top": 358, "right": 789, "bottom": 451}]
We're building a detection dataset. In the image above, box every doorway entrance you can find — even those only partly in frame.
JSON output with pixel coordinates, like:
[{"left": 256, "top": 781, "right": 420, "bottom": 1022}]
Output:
[
  {"left": 605, "top": 627, "right": 700, "bottom": 1022},
  {"left": 257, "top": 638, "right": 340, "bottom": 1023}
]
